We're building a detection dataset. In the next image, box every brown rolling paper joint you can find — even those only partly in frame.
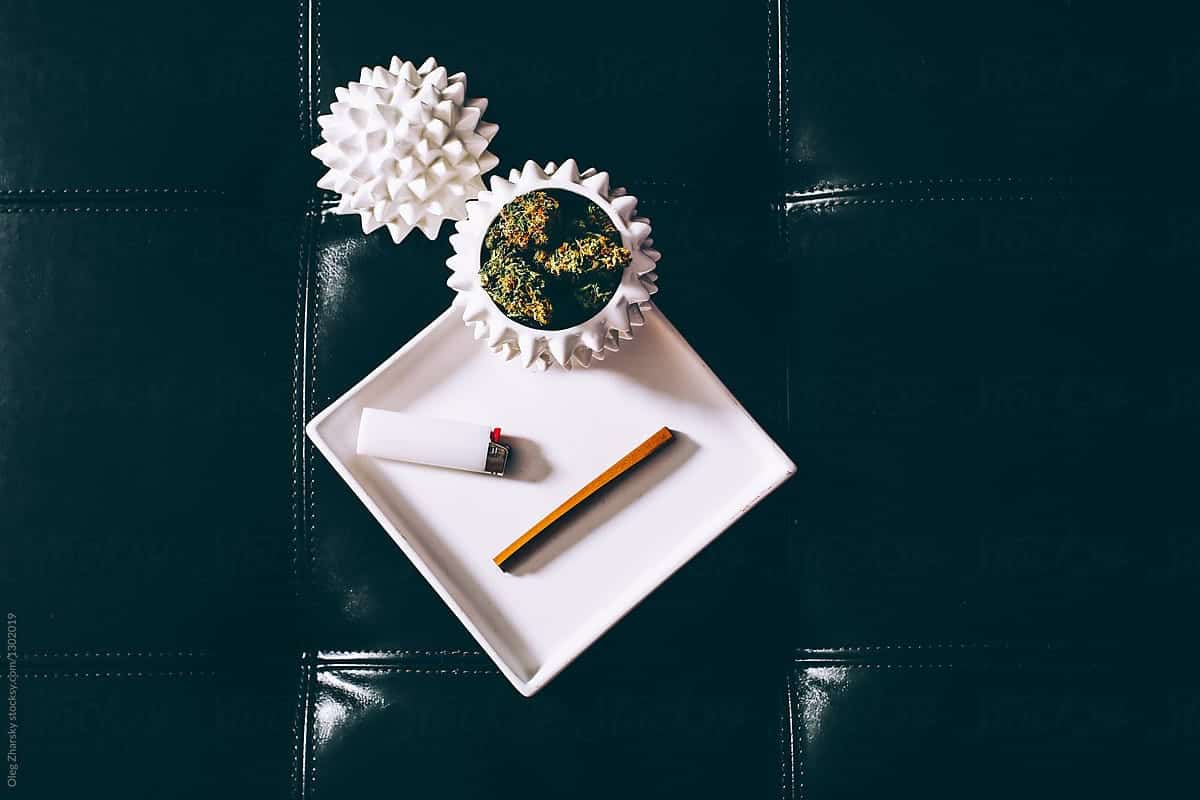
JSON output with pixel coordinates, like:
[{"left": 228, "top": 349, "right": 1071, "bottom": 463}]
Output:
[{"left": 492, "top": 427, "right": 675, "bottom": 570}]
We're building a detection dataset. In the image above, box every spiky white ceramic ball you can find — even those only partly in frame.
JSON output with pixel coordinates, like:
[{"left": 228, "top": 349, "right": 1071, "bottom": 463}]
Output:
[{"left": 312, "top": 56, "right": 500, "bottom": 243}]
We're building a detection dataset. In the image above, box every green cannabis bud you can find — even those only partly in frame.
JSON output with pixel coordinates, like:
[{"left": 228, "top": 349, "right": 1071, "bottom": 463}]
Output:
[
  {"left": 483, "top": 191, "right": 560, "bottom": 251},
  {"left": 544, "top": 233, "right": 631, "bottom": 278},
  {"left": 479, "top": 249, "right": 554, "bottom": 327},
  {"left": 481, "top": 190, "right": 631, "bottom": 330}
]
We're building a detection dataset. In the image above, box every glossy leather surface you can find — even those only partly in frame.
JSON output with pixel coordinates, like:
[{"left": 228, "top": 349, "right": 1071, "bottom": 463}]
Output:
[
  {"left": 3, "top": 0, "right": 1197, "bottom": 797},
  {"left": 790, "top": 646, "right": 1200, "bottom": 798},
  {"left": 0, "top": 1, "right": 301, "bottom": 198}
]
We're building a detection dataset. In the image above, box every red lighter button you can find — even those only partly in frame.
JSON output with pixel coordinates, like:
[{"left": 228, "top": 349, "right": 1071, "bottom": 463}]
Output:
[{"left": 491, "top": 427, "right": 502, "bottom": 443}]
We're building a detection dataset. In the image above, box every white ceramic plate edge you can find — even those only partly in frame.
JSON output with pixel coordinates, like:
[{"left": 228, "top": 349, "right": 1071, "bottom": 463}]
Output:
[{"left": 305, "top": 305, "right": 795, "bottom": 696}]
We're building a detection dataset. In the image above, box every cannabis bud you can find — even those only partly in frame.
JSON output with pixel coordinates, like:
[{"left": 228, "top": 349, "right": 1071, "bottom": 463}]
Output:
[{"left": 480, "top": 190, "right": 631, "bottom": 329}]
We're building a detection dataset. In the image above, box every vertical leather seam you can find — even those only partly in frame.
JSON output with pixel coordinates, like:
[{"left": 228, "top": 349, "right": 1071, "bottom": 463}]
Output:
[
  {"left": 304, "top": 0, "right": 324, "bottom": 673},
  {"left": 767, "top": 14, "right": 795, "bottom": 752},
  {"left": 782, "top": 670, "right": 803, "bottom": 800},
  {"left": 292, "top": 0, "right": 316, "bottom": 798},
  {"left": 781, "top": 0, "right": 791, "bottom": 166},
  {"left": 292, "top": 212, "right": 314, "bottom": 610},
  {"left": 769, "top": 0, "right": 792, "bottom": 430},
  {"left": 767, "top": 0, "right": 777, "bottom": 169},
  {"left": 314, "top": 0, "right": 322, "bottom": 139},
  {"left": 290, "top": 658, "right": 311, "bottom": 800},
  {"left": 793, "top": 671, "right": 806, "bottom": 800},
  {"left": 302, "top": 0, "right": 315, "bottom": 148},
  {"left": 306, "top": 661, "right": 319, "bottom": 800},
  {"left": 307, "top": 215, "right": 321, "bottom": 612},
  {"left": 295, "top": 0, "right": 306, "bottom": 137},
  {"left": 783, "top": 204, "right": 791, "bottom": 428},
  {"left": 303, "top": 7, "right": 322, "bottom": 799},
  {"left": 778, "top": 671, "right": 793, "bottom": 800}
]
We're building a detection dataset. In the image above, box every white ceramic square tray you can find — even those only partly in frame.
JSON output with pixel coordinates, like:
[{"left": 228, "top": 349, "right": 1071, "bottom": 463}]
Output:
[{"left": 307, "top": 303, "right": 794, "bottom": 695}]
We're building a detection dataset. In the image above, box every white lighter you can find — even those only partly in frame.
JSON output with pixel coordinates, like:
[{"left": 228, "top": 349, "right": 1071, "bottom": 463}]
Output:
[{"left": 356, "top": 408, "right": 511, "bottom": 476}]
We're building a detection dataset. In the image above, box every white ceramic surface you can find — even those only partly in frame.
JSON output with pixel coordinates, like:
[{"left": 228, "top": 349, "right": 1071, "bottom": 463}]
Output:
[
  {"left": 312, "top": 56, "right": 499, "bottom": 243},
  {"left": 446, "top": 159, "right": 659, "bottom": 370},
  {"left": 306, "top": 306, "right": 794, "bottom": 695}
]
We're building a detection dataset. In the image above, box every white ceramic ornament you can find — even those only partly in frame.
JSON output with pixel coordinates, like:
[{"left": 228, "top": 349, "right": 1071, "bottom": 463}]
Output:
[
  {"left": 312, "top": 56, "right": 500, "bottom": 243},
  {"left": 446, "top": 159, "right": 660, "bottom": 371}
]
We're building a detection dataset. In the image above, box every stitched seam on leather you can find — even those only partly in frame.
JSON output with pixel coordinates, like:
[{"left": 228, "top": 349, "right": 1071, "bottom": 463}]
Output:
[
  {"left": 787, "top": 191, "right": 1041, "bottom": 208},
  {"left": 780, "top": 178, "right": 791, "bottom": 429},
  {"left": 789, "top": 176, "right": 1082, "bottom": 197},
  {"left": 768, "top": 0, "right": 792, "bottom": 431},
  {"left": 767, "top": 0, "right": 777, "bottom": 168},
  {"left": 290, "top": 661, "right": 305, "bottom": 800},
  {"left": 801, "top": 663, "right": 1115, "bottom": 671},
  {"left": 21, "top": 671, "right": 222, "bottom": 679},
  {"left": 0, "top": 188, "right": 222, "bottom": 194},
  {"left": 293, "top": 0, "right": 316, "bottom": 795},
  {"left": 791, "top": 672, "right": 805, "bottom": 800},
  {"left": 781, "top": 0, "right": 791, "bottom": 164},
  {"left": 802, "top": 644, "right": 1016, "bottom": 652},
  {"left": 307, "top": 221, "right": 320, "bottom": 615},
  {"left": 302, "top": 657, "right": 316, "bottom": 800},
  {"left": 794, "top": 646, "right": 1126, "bottom": 666},
  {"left": 314, "top": 0, "right": 322, "bottom": 135},
  {"left": 22, "top": 651, "right": 210, "bottom": 658},
  {"left": 797, "top": 664, "right": 961, "bottom": 669},
  {"left": 0, "top": 207, "right": 202, "bottom": 213},
  {"left": 303, "top": 0, "right": 322, "bottom": 692},
  {"left": 632, "top": 179, "right": 691, "bottom": 187},
  {"left": 779, "top": 671, "right": 796, "bottom": 800},
  {"left": 777, "top": 688, "right": 788, "bottom": 800},
  {"left": 296, "top": 0, "right": 306, "bottom": 137},
  {"left": 303, "top": 5, "right": 321, "bottom": 797},
  {"left": 301, "top": 662, "right": 316, "bottom": 800},
  {"left": 291, "top": 214, "right": 310, "bottom": 609},
  {"left": 797, "top": 663, "right": 1115, "bottom": 671}
]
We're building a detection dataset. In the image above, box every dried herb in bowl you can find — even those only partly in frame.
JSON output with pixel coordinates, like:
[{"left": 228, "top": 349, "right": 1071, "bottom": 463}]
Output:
[{"left": 480, "top": 190, "right": 630, "bottom": 330}]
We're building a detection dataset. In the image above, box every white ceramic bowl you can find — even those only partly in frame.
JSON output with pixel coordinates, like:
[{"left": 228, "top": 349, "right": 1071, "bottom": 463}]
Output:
[{"left": 446, "top": 159, "right": 660, "bottom": 370}]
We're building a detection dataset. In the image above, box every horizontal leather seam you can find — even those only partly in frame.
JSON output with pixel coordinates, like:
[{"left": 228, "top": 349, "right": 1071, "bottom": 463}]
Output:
[
  {"left": 20, "top": 671, "right": 222, "bottom": 679},
  {"left": 797, "top": 663, "right": 1010, "bottom": 669},
  {"left": 789, "top": 176, "right": 1083, "bottom": 198},
  {"left": 790, "top": 195, "right": 1041, "bottom": 211},
  {"left": 794, "top": 646, "right": 1167, "bottom": 669},
  {"left": 0, "top": 188, "right": 223, "bottom": 195},
  {"left": 799, "top": 644, "right": 1021, "bottom": 653},
  {"left": 314, "top": 666, "right": 496, "bottom": 675},
  {"left": 784, "top": 175, "right": 1200, "bottom": 208},
  {"left": 0, "top": 206, "right": 204, "bottom": 213},
  {"left": 794, "top": 662, "right": 1129, "bottom": 671},
  {"left": 798, "top": 642, "right": 1149, "bottom": 652},
  {"left": 23, "top": 650, "right": 210, "bottom": 658}
]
